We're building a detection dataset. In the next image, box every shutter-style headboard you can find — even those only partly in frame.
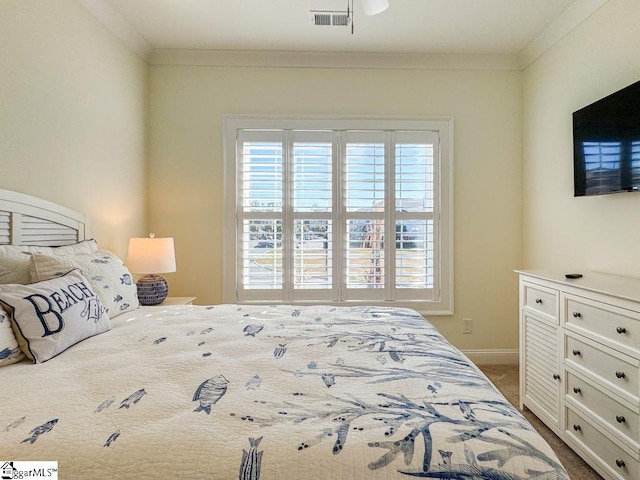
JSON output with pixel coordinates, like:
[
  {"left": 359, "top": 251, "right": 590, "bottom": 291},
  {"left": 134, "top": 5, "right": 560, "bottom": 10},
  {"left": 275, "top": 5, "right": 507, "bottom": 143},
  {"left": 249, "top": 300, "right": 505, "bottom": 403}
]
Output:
[{"left": 0, "top": 189, "right": 88, "bottom": 246}]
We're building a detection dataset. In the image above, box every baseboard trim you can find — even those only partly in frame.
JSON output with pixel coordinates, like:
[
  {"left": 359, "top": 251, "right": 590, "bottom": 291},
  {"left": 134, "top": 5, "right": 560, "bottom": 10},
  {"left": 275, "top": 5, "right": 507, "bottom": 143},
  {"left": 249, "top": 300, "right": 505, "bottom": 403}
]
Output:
[{"left": 461, "top": 349, "right": 519, "bottom": 365}]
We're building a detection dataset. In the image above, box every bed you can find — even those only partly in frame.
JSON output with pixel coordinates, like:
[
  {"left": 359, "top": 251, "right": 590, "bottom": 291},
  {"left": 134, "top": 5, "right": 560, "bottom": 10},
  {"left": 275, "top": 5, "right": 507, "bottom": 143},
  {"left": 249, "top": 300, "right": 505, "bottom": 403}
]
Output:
[{"left": 0, "top": 189, "right": 569, "bottom": 479}]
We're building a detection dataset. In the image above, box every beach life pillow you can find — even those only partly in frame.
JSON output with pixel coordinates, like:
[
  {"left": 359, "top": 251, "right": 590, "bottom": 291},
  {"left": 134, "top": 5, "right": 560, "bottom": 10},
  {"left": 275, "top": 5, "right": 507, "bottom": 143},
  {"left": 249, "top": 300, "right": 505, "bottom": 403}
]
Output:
[
  {"left": 0, "top": 305, "right": 24, "bottom": 366},
  {"left": 29, "top": 249, "right": 139, "bottom": 319},
  {"left": 0, "top": 269, "right": 111, "bottom": 363},
  {"left": 0, "top": 239, "right": 99, "bottom": 285}
]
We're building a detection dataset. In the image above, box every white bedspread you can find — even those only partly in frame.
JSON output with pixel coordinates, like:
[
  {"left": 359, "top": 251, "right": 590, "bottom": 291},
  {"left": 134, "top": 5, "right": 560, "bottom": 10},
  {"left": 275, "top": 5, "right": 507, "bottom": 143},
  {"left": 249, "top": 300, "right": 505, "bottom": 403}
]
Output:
[{"left": 0, "top": 304, "right": 568, "bottom": 479}]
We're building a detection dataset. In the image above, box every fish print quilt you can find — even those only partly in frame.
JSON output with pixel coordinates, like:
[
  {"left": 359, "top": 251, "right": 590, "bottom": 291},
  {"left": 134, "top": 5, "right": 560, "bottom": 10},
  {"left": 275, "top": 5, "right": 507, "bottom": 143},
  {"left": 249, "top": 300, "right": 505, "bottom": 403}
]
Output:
[{"left": 0, "top": 304, "right": 569, "bottom": 479}]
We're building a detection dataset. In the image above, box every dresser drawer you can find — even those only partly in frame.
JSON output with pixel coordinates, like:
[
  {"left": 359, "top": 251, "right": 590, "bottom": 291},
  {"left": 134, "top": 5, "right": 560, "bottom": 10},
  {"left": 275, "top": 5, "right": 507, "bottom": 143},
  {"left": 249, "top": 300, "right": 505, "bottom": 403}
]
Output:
[
  {"left": 565, "top": 334, "right": 639, "bottom": 401},
  {"left": 565, "top": 295, "right": 640, "bottom": 356},
  {"left": 524, "top": 283, "right": 558, "bottom": 320},
  {"left": 566, "top": 407, "right": 639, "bottom": 480},
  {"left": 567, "top": 371, "right": 639, "bottom": 445}
]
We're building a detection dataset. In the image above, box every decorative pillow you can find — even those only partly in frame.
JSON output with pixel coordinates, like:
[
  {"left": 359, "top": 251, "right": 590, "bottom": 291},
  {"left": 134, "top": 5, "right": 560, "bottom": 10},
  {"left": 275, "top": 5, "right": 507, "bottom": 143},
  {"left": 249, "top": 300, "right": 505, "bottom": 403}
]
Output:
[
  {"left": 0, "top": 269, "right": 111, "bottom": 363},
  {"left": 29, "top": 249, "right": 138, "bottom": 318},
  {"left": 0, "top": 239, "right": 98, "bottom": 285},
  {"left": 0, "top": 305, "right": 24, "bottom": 366}
]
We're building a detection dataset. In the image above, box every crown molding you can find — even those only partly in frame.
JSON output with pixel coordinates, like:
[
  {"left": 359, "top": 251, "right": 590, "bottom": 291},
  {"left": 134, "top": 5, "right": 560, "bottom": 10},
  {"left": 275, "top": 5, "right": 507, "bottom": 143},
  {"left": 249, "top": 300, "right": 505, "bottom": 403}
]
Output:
[
  {"left": 80, "top": 0, "right": 610, "bottom": 71},
  {"left": 79, "top": 0, "right": 152, "bottom": 62},
  {"left": 518, "top": 0, "right": 610, "bottom": 69},
  {"left": 150, "top": 49, "right": 521, "bottom": 71}
]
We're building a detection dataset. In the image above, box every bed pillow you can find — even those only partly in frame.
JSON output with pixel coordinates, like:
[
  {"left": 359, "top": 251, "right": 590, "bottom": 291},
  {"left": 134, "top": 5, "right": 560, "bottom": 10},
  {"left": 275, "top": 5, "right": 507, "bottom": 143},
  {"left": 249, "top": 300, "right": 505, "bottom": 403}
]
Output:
[
  {"left": 29, "top": 249, "right": 139, "bottom": 318},
  {"left": 0, "top": 305, "right": 24, "bottom": 366},
  {"left": 0, "top": 269, "right": 111, "bottom": 363},
  {"left": 0, "top": 239, "right": 99, "bottom": 284}
]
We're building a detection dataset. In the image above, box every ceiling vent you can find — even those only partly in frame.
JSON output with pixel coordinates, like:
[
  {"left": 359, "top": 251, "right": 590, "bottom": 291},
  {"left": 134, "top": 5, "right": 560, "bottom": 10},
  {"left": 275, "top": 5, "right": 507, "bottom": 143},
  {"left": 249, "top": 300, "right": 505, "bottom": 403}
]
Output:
[
  {"left": 309, "top": 0, "right": 352, "bottom": 26},
  {"left": 310, "top": 10, "right": 351, "bottom": 27}
]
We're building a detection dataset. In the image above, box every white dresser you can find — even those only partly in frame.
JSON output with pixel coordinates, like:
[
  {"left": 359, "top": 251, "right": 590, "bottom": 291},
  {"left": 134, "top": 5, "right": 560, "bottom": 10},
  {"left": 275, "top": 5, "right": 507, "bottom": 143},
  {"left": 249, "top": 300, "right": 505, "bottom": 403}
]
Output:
[{"left": 518, "top": 270, "right": 640, "bottom": 480}]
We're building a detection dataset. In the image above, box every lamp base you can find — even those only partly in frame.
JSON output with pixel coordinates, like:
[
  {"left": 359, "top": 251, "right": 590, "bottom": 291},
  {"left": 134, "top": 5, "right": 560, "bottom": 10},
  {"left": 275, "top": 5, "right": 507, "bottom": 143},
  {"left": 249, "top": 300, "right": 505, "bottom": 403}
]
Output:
[{"left": 136, "top": 274, "right": 169, "bottom": 306}]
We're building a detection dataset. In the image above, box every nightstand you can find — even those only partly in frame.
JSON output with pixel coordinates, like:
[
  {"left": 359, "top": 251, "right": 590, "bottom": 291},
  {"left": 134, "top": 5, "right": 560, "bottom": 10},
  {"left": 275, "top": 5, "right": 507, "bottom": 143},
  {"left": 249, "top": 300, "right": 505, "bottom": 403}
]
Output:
[{"left": 159, "top": 297, "right": 196, "bottom": 306}]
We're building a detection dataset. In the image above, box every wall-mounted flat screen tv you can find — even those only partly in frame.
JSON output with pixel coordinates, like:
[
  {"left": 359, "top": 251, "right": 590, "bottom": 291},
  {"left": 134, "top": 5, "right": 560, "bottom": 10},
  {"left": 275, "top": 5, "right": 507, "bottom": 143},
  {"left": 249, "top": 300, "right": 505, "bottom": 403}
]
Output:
[{"left": 573, "top": 79, "right": 640, "bottom": 196}]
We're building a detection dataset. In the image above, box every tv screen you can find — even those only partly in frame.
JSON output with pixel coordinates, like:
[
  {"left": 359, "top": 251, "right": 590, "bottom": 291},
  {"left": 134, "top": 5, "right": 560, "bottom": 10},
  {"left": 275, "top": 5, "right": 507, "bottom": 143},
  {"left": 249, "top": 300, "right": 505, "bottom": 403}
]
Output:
[{"left": 573, "top": 79, "right": 640, "bottom": 196}]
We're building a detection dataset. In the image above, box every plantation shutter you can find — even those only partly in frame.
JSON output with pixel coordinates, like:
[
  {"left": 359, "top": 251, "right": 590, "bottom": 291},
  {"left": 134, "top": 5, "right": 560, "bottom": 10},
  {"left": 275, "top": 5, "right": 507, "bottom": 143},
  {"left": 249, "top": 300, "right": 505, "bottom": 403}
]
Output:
[
  {"left": 237, "top": 129, "right": 284, "bottom": 301},
  {"left": 393, "top": 131, "right": 439, "bottom": 302},
  {"left": 227, "top": 117, "right": 452, "bottom": 313}
]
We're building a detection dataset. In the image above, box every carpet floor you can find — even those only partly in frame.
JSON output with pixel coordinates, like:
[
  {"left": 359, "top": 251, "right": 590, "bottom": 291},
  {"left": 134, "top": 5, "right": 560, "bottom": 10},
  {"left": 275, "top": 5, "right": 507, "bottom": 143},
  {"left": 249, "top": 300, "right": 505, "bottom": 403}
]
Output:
[{"left": 478, "top": 364, "right": 603, "bottom": 480}]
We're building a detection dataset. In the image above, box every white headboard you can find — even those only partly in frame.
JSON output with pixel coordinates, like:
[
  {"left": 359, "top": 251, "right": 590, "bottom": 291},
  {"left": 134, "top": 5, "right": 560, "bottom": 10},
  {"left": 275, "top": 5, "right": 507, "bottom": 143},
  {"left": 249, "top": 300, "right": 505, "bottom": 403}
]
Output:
[{"left": 0, "top": 189, "right": 88, "bottom": 246}]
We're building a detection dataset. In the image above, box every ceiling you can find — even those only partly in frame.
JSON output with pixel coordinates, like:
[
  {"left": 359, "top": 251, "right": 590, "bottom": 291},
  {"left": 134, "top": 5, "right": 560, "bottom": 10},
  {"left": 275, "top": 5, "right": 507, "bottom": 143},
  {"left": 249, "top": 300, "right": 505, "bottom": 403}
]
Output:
[{"left": 87, "top": 0, "right": 609, "bottom": 67}]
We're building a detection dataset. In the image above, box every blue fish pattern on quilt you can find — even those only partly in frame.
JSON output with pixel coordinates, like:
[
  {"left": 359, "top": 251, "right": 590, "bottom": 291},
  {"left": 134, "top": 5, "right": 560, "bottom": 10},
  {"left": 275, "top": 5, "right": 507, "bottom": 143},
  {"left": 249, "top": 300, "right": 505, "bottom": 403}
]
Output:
[
  {"left": 94, "top": 399, "right": 114, "bottom": 414},
  {"left": 104, "top": 430, "right": 120, "bottom": 447},
  {"left": 239, "top": 437, "right": 263, "bottom": 480},
  {"left": 21, "top": 419, "right": 58, "bottom": 444},
  {"left": 243, "top": 324, "right": 264, "bottom": 337},
  {"left": 0, "top": 304, "right": 569, "bottom": 479},
  {"left": 119, "top": 389, "right": 146, "bottom": 409},
  {"left": 193, "top": 375, "right": 230, "bottom": 414},
  {"left": 4, "top": 417, "right": 25, "bottom": 432}
]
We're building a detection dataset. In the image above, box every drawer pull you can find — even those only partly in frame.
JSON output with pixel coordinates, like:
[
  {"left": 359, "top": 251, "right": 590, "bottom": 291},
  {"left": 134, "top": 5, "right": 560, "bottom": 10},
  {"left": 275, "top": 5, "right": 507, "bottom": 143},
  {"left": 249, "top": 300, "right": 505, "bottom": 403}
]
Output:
[
  {"left": 535, "top": 298, "right": 543, "bottom": 304},
  {"left": 615, "top": 371, "right": 626, "bottom": 379},
  {"left": 572, "top": 312, "right": 581, "bottom": 318},
  {"left": 573, "top": 387, "right": 581, "bottom": 394},
  {"left": 616, "top": 415, "right": 626, "bottom": 424},
  {"left": 572, "top": 349, "right": 581, "bottom": 356},
  {"left": 553, "top": 374, "right": 560, "bottom": 380},
  {"left": 573, "top": 424, "right": 581, "bottom": 431},
  {"left": 615, "top": 459, "right": 626, "bottom": 468},
  {"left": 616, "top": 326, "right": 627, "bottom": 334}
]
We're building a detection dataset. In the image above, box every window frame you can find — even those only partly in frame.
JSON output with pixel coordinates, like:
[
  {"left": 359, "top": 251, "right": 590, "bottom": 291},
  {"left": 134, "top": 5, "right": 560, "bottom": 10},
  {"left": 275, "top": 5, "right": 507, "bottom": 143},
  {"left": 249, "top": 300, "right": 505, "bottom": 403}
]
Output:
[{"left": 223, "top": 116, "right": 454, "bottom": 315}]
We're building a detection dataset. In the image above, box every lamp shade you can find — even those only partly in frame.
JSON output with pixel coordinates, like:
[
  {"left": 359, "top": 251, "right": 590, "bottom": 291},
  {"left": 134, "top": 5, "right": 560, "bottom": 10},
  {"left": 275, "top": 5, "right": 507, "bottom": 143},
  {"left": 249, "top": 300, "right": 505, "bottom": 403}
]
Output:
[
  {"left": 363, "top": 0, "right": 389, "bottom": 16},
  {"left": 127, "top": 237, "right": 176, "bottom": 274}
]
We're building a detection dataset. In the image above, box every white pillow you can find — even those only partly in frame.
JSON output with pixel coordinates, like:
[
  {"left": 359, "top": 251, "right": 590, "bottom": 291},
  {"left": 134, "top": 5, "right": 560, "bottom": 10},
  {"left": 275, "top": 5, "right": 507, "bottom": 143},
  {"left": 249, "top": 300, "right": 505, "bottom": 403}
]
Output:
[
  {"left": 0, "top": 239, "right": 98, "bottom": 284},
  {"left": 29, "top": 249, "right": 139, "bottom": 318},
  {"left": 0, "top": 269, "right": 111, "bottom": 363},
  {"left": 0, "top": 305, "right": 24, "bottom": 366}
]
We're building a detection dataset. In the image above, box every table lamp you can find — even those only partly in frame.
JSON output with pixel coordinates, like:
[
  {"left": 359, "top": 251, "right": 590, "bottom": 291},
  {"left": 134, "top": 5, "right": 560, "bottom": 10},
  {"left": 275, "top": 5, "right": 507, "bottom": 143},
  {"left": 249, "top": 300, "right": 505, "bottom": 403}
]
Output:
[{"left": 127, "top": 234, "right": 176, "bottom": 305}]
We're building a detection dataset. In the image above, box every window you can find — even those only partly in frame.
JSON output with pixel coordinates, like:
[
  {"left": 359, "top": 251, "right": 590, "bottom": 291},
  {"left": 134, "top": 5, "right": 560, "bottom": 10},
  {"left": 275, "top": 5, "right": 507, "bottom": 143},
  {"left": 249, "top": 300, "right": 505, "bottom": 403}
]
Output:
[{"left": 223, "top": 117, "right": 453, "bottom": 314}]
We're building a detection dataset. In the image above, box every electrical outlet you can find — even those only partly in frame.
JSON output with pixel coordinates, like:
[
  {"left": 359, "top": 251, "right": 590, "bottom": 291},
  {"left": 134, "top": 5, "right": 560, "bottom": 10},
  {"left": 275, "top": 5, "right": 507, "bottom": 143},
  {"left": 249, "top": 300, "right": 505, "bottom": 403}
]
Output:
[{"left": 463, "top": 318, "right": 473, "bottom": 334}]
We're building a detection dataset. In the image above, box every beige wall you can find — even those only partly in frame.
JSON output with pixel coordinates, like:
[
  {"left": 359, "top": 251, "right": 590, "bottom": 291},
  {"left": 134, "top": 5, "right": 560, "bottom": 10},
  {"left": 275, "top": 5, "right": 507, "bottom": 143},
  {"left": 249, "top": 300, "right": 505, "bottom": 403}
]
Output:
[
  {"left": 149, "top": 65, "right": 523, "bottom": 351},
  {"left": 523, "top": 0, "right": 640, "bottom": 275},
  {"left": 0, "top": 0, "right": 526, "bottom": 351},
  {"left": 0, "top": 0, "right": 148, "bottom": 257}
]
